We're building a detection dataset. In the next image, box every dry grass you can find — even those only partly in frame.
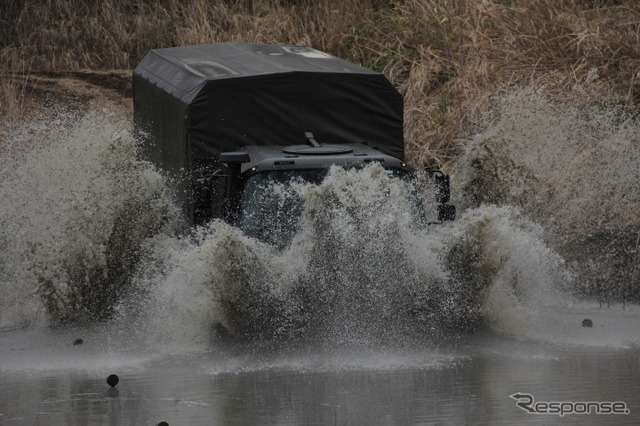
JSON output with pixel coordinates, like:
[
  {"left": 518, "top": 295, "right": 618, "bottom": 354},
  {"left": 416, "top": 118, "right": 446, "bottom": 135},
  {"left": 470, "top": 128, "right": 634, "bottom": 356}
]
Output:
[
  {"left": 2, "top": 0, "right": 640, "bottom": 307},
  {"left": 2, "top": 0, "right": 640, "bottom": 168}
]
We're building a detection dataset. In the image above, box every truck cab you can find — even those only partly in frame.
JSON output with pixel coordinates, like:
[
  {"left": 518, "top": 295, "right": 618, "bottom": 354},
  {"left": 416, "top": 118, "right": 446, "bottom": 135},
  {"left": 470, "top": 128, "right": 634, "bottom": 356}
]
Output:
[
  {"left": 195, "top": 135, "right": 454, "bottom": 246},
  {"left": 133, "top": 43, "right": 454, "bottom": 242}
]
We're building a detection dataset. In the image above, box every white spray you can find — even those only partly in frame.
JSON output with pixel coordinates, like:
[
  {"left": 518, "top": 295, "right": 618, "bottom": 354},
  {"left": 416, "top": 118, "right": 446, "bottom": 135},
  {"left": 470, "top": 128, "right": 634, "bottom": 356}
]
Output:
[{"left": 7, "top": 94, "right": 632, "bottom": 349}]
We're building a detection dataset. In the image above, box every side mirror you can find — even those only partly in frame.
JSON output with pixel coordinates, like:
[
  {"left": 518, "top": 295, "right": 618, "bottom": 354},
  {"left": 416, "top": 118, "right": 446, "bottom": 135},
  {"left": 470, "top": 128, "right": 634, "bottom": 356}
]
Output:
[
  {"left": 194, "top": 170, "right": 227, "bottom": 225},
  {"left": 219, "top": 151, "right": 250, "bottom": 225},
  {"left": 434, "top": 172, "right": 450, "bottom": 204},
  {"left": 434, "top": 172, "right": 455, "bottom": 221},
  {"left": 438, "top": 203, "right": 456, "bottom": 221}
]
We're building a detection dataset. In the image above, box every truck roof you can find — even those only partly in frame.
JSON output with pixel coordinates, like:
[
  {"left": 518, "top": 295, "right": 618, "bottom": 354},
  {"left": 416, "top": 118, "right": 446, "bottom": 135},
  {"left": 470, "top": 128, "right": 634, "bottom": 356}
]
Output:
[{"left": 135, "top": 43, "right": 380, "bottom": 104}]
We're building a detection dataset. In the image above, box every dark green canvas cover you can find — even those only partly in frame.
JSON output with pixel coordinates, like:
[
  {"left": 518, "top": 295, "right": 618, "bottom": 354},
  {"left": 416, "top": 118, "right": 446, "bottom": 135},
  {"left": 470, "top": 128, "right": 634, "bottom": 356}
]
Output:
[{"left": 133, "top": 43, "right": 404, "bottom": 177}]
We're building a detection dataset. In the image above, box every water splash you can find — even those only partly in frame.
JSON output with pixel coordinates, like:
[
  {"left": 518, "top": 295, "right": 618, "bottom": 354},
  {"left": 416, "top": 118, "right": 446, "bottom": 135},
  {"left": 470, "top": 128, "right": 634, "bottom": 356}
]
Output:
[
  {"left": 134, "top": 167, "right": 575, "bottom": 349},
  {"left": 0, "top": 108, "right": 178, "bottom": 329},
  {"left": 456, "top": 87, "right": 640, "bottom": 303},
  {"left": 136, "top": 166, "right": 468, "bottom": 348},
  {"left": 2, "top": 99, "right": 617, "bottom": 350}
]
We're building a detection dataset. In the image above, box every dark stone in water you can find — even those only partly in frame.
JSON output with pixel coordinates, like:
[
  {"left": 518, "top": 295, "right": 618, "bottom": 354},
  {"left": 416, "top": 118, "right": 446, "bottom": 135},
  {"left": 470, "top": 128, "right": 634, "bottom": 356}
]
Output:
[{"left": 107, "top": 374, "right": 119, "bottom": 388}]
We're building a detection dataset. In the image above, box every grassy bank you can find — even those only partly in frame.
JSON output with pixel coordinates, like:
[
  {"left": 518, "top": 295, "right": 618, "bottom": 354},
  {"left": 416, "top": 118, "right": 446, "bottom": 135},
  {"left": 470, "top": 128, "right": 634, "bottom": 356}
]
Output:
[{"left": 2, "top": 0, "right": 639, "bottom": 167}]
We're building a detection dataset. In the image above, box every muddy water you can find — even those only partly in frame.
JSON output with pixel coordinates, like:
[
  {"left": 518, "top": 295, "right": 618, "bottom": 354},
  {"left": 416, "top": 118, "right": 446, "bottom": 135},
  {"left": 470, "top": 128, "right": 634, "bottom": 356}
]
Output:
[
  {"left": 1, "top": 328, "right": 638, "bottom": 425},
  {"left": 1, "top": 90, "right": 640, "bottom": 424}
]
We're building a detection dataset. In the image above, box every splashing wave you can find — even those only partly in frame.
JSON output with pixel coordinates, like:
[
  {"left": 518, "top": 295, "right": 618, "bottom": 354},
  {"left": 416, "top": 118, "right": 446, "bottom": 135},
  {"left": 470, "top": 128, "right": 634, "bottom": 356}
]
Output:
[{"left": 1, "top": 102, "right": 590, "bottom": 349}]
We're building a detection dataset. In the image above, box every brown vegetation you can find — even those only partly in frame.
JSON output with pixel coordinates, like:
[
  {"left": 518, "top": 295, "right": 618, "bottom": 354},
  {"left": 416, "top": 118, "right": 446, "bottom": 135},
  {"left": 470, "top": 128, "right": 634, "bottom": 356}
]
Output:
[
  {"left": 2, "top": 0, "right": 640, "bottom": 168},
  {"left": 2, "top": 0, "right": 640, "bottom": 312}
]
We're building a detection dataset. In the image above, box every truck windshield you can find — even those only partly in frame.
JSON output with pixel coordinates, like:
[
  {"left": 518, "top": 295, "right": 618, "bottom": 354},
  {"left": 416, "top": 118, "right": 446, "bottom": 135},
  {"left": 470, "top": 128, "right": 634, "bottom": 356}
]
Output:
[
  {"left": 240, "top": 168, "right": 416, "bottom": 246},
  {"left": 240, "top": 169, "right": 325, "bottom": 246}
]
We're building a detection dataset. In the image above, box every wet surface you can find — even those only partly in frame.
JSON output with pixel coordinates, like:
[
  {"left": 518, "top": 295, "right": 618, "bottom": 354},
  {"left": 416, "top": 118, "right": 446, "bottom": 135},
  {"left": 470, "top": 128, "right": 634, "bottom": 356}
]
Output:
[{"left": 1, "top": 328, "right": 638, "bottom": 425}]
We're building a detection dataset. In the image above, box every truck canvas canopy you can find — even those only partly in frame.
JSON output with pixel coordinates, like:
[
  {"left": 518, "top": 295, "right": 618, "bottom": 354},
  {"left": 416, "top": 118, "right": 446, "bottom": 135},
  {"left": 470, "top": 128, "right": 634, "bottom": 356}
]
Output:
[{"left": 133, "top": 43, "right": 404, "bottom": 177}]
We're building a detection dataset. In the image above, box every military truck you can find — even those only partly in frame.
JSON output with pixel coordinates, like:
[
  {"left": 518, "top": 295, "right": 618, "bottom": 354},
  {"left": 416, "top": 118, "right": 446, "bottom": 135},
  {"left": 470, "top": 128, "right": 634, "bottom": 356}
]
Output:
[{"left": 133, "top": 43, "right": 454, "bottom": 243}]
